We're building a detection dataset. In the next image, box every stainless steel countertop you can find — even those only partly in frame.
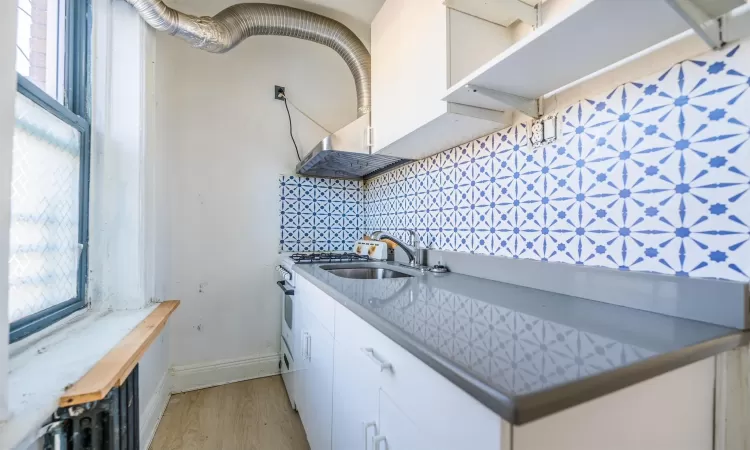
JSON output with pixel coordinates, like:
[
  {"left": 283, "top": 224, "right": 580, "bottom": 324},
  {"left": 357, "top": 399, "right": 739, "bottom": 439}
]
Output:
[{"left": 293, "top": 261, "right": 748, "bottom": 425}]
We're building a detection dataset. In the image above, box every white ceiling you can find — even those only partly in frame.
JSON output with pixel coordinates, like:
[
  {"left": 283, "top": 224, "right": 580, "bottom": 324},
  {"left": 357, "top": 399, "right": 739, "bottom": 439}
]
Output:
[{"left": 299, "top": 0, "right": 385, "bottom": 24}]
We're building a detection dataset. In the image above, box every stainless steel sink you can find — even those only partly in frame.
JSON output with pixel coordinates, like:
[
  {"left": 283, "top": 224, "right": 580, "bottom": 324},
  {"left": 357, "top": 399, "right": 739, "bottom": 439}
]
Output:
[{"left": 321, "top": 265, "right": 413, "bottom": 280}]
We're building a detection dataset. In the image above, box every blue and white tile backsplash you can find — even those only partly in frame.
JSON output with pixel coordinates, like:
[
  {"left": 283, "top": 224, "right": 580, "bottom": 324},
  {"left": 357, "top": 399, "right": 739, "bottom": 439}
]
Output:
[
  {"left": 365, "top": 43, "right": 750, "bottom": 282},
  {"left": 281, "top": 43, "right": 750, "bottom": 282},
  {"left": 279, "top": 176, "right": 364, "bottom": 252}
]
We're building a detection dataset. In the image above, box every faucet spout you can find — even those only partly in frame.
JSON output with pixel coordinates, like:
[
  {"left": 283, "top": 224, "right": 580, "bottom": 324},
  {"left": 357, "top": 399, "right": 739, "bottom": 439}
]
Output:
[{"left": 371, "top": 230, "right": 421, "bottom": 267}]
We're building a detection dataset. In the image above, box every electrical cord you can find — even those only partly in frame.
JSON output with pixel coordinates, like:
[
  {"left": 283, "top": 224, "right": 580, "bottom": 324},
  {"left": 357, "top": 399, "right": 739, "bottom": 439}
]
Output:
[
  {"left": 286, "top": 98, "right": 332, "bottom": 134},
  {"left": 281, "top": 94, "right": 301, "bottom": 162}
]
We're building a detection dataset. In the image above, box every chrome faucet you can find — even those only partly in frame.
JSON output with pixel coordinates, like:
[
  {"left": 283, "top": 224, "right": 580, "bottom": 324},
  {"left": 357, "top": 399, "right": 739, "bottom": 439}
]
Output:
[{"left": 371, "top": 230, "right": 423, "bottom": 267}]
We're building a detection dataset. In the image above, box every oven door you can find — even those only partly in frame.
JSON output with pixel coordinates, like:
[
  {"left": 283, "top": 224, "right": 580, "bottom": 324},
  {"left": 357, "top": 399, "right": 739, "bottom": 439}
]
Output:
[
  {"left": 277, "top": 280, "right": 295, "bottom": 357},
  {"left": 280, "top": 335, "right": 296, "bottom": 409}
]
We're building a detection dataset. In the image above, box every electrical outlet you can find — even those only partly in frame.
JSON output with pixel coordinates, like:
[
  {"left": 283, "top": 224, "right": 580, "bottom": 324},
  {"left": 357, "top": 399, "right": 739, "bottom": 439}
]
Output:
[
  {"left": 274, "top": 85, "right": 286, "bottom": 100},
  {"left": 530, "top": 113, "right": 558, "bottom": 148}
]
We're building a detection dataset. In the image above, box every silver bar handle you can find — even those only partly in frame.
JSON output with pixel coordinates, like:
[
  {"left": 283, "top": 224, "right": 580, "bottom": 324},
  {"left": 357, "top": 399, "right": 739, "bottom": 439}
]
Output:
[
  {"left": 372, "top": 435, "right": 387, "bottom": 450},
  {"left": 361, "top": 347, "right": 393, "bottom": 372},
  {"left": 302, "top": 331, "right": 312, "bottom": 361}
]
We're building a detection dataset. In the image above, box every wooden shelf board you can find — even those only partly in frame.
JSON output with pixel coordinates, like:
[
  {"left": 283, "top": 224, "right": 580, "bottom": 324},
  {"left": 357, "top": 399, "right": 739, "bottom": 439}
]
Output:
[
  {"left": 444, "top": 0, "right": 744, "bottom": 110},
  {"left": 59, "top": 300, "right": 180, "bottom": 407}
]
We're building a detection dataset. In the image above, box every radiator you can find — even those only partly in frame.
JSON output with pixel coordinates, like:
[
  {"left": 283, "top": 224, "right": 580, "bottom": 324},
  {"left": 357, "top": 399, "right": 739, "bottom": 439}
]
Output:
[{"left": 42, "top": 365, "right": 140, "bottom": 450}]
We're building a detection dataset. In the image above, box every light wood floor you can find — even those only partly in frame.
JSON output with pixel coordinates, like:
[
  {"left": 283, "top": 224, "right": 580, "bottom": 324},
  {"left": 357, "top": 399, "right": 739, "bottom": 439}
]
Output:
[{"left": 149, "top": 376, "right": 309, "bottom": 450}]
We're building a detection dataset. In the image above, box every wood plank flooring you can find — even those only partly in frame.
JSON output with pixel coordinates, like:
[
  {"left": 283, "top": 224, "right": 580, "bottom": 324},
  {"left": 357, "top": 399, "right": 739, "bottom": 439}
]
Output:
[{"left": 149, "top": 376, "right": 309, "bottom": 450}]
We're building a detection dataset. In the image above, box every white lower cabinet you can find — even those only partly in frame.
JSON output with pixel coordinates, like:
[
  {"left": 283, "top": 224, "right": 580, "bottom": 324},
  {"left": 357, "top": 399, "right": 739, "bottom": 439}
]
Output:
[
  {"left": 376, "top": 390, "right": 430, "bottom": 450},
  {"left": 331, "top": 337, "right": 379, "bottom": 450},
  {"left": 332, "top": 303, "right": 502, "bottom": 450},
  {"left": 332, "top": 328, "right": 436, "bottom": 450},
  {"left": 295, "top": 276, "right": 718, "bottom": 450},
  {"left": 296, "top": 291, "right": 334, "bottom": 450}
]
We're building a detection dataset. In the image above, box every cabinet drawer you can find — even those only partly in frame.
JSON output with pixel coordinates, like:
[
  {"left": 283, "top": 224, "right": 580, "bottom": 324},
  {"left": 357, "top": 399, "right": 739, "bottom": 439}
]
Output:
[
  {"left": 335, "top": 303, "right": 503, "bottom": 450},
  {"left": 296, "top": 276, "right": 335, "bottom": 335}
]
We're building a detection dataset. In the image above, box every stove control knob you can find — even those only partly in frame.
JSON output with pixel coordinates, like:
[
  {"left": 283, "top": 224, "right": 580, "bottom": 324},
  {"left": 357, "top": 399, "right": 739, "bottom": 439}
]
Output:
[{"left": 276, "top": 266, "right": 292, "bottom": 281}]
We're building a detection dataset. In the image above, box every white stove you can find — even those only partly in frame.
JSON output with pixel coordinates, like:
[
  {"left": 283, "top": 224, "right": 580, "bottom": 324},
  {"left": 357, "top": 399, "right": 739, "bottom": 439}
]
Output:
[
  {"left": 276, "top": 254, "right": 297, "bottom": 409},
  {"left": 275, "top": 252, "right": 370, "bottom": 409}
]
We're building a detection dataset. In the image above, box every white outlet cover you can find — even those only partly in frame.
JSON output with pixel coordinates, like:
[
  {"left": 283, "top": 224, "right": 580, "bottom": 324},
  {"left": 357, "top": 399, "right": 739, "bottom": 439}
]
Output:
[
  {"left": 530, "top": 120, "right": 544, "bottom": 148},
  {"left": 543, "top": 115, "right": 557, "bottom": 141}
]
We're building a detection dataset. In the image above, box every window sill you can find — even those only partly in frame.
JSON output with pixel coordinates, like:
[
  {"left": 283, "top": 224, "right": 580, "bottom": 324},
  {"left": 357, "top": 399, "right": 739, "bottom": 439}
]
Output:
[{"left": 1, "top": 305, "right": 159, "bottom": 450}]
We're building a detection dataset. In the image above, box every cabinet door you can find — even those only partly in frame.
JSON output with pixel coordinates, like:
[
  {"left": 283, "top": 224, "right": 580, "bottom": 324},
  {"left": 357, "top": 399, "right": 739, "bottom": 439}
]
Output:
[
  {"left": 296, "top": 306, "right": 311, "bottom": 437},
  {"left": 372, "top": 0, "right": 449, "bottom": 153},
  {"left": 371, "top": 0, "right": 405, "bottom": 152},
  {"left": 332, "top": 340, "right": 380, "bottom": 450},
  {"left": 336, "top": 303, "right": 504, "bottom": 450},
  {"left": 297, "top": 304, "right": 334, "bottom": 450},
  {"left": 376, "top": 390, "right": 430, "bottom": 450},
  {"left": 398, "top": 0, "right": 448, "bottom": 136}
]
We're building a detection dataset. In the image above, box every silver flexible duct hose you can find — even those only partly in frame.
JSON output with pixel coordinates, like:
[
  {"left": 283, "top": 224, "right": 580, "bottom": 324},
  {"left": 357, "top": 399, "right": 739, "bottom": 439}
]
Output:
[{"left": 124, "top": 1, "right": 371, "bottom": 116}]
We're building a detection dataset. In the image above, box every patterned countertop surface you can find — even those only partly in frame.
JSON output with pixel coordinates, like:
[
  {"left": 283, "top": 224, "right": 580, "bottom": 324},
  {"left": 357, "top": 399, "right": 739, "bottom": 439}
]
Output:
[{"left": 293, "top": 261, "right": 746, "bottom": 424}]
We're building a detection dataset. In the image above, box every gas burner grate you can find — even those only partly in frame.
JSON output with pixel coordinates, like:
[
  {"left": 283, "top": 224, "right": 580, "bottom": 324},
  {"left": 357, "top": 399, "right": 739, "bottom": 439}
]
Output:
[{"left": 290, "top": 252, "right": 369, "bottom": 264}]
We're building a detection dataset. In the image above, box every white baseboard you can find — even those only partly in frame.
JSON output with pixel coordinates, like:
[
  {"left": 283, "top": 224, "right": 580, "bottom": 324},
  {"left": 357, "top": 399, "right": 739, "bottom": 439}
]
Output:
[
  {"left": 171, "top": 353, "right": 281, "bottom": 394},
  {"left": 140, "top": 373, "right": 171, "bottom": 450}
]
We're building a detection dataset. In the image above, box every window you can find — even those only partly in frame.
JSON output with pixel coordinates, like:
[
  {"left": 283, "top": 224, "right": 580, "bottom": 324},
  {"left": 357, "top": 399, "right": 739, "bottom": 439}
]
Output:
[
  {"left": 16, "top": 0, "right": 66, "bottom": 101},
  {"left": 9, "top": 0, "right": 90, "bottom": 343}
]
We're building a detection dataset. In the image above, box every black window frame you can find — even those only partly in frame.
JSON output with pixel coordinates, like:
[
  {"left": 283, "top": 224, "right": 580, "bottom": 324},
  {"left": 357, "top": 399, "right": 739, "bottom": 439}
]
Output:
[{"left": 9, "top": 0, "right": 91, "bottom": 343}]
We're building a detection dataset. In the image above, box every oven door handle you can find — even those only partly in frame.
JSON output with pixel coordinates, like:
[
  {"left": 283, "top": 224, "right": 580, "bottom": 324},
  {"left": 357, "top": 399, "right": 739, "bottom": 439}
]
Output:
[{"left": 277, "top": 280, "right": 295, "bottom": 295}]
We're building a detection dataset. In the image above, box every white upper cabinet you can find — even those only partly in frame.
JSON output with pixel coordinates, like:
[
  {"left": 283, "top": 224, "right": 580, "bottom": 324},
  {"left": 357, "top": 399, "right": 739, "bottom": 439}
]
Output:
[
  {"left": 371, "top": 0, "right": 749, "bottom": 159},
  {"left": 444, "top": 0, "right": 747, "bottom": 115},
  {"left": 371, "top": 0, "right": 518, "bottom": 160}
]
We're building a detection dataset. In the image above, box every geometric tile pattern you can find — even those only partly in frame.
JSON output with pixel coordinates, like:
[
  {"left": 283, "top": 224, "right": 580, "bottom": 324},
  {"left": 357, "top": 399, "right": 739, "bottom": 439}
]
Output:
[
  {"left": 304, "top": 267, "right": 661, "bottom": 396},
  {"left": 366, "top": 43, "right": 750, "bottom": 282},
  {"left": 279, "top": 175, "right": 364, "bottom": 252},
  {"left": 9, "top": 92, "right": 81, "bottom": 322},
  {"left": 377, "top": 284, "right": 658, "bottom": 395}
]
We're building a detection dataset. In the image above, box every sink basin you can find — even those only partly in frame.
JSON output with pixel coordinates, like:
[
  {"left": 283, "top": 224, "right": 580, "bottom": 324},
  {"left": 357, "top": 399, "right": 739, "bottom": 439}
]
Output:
[{"left": 322, "top": 266, "right": 413, "bottom": 280}]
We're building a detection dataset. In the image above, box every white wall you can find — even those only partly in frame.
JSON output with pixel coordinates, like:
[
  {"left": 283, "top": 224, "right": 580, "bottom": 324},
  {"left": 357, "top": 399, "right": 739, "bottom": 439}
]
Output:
[
  {"left": 89, "top": 0, "right": 159, "bottom": 312},
  {"left": 0, "top": 0, "right": 18, "bottom": 421},
  {"left": 154, "top": 0, "right": 367, "bottom": 369},
  {"left": 90, "top": 0, "right": 170, "bottom": 445}
]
